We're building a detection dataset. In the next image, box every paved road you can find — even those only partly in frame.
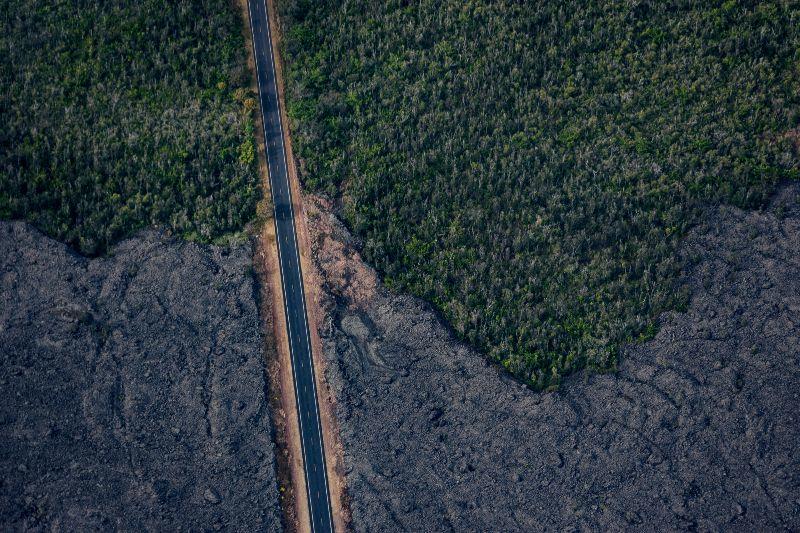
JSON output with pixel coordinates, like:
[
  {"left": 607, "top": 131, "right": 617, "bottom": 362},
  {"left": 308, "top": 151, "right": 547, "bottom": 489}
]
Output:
[{"left": 246, "top": 1, "right": 333, "bottom": 531}]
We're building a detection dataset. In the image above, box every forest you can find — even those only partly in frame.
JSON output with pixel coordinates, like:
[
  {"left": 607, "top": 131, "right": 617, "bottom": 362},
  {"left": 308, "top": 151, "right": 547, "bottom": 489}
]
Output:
[
  {"left": 0, "top": 0, "right": 258, "bottom": 255},
  {"left": 277, "top": 0, "right": 800, "bottom": 387}
]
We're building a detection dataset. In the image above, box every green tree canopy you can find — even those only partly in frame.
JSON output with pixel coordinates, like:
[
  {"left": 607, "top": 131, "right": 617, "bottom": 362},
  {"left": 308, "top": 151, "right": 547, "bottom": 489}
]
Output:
[
  {"left": 1, "top": 0, "right": 259, "bottom": 254},
  {"left": 279, "top": 0, "right": 799, "bottom": 387}
]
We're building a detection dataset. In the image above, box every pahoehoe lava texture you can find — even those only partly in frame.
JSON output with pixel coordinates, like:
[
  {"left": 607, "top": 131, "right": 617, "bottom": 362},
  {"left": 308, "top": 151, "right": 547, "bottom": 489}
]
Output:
[
  {"left": 0, "top": 223, "right": 281, "bottom": 531},
  {"left": 310, "top": 185, "right": 800, "bottom": 531}
]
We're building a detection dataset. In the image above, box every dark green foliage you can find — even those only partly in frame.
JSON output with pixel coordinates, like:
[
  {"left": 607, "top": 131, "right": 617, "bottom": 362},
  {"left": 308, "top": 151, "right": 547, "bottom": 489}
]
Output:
[
  {"left": 279, "top": 0, "right": 799, "bottom": 387},
  {"left": 0, "top": 0, "right": 258, "bottom": 255}
]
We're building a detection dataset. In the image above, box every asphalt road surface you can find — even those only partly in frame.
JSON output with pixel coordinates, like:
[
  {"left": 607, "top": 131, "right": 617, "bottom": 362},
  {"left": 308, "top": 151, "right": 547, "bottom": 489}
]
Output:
[{"left": 247, "top": 1, "right": 334, "bottom": 531}]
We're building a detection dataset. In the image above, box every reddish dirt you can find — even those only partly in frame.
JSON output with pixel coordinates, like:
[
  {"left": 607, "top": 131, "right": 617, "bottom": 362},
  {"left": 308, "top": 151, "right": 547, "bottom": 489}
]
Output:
[{"left": 304, "top": 197, "right": 379, "bottom": 310}]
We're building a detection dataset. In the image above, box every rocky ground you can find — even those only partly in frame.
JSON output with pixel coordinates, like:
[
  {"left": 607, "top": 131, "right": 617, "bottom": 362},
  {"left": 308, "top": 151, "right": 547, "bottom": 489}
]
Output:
[
  {"left": 0, "top": 223, "right": 282, "bottom": 531},
  {"left": 307, "top": 183, "right": 800, "bottom": 531}
]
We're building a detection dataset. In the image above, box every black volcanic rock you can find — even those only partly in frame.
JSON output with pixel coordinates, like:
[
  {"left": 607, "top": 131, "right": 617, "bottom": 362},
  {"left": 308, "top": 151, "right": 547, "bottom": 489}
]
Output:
[
  {"left": 0, "top": 223, "right": 281, "bottom": 531},
  {"left": 314, "top": 185, "right": 800, "bottom": 531}
]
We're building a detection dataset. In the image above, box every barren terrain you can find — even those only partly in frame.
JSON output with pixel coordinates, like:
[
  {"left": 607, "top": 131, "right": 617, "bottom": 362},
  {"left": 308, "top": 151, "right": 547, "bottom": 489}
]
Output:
[
  {"left": 0, "top": 223, "right": 283, "bottom": 531},
  {"left": 305, "top": 184, "right": 800, "bottom": 531}
]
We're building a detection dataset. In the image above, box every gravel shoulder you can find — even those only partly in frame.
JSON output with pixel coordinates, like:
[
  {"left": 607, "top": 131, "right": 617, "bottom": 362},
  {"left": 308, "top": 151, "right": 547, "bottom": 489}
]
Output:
[
  {"left": 0, "top": 223, "right": 282, "bottom": 531},
  {"left": 305, "top": 184, "right": 800, "bottom": 531}
]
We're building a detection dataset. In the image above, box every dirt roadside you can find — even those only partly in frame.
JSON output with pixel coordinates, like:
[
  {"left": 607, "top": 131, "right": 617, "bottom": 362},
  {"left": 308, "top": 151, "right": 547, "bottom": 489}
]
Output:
[
  {"left": 235, "top": 0, "right": 307, "bottom": 531},
  {"left": 265, "top": 0, "right": 351, "bottom": 530},
  {"left": 237, "top": 0, "right": 350, "bottom": 530}
]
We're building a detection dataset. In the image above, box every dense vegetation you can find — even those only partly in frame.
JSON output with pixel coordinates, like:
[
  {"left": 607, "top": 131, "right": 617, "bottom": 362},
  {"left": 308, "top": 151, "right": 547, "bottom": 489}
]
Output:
[
  {"left": 278, "top": 0, "right": 799, "bottom": 387},
  {"left": 1, "top": 0, "right": 258, "bottom": 254}
]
